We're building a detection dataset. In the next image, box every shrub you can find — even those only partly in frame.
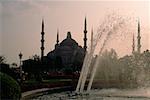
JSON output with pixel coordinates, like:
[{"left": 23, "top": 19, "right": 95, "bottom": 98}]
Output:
[{"left": 0, "top": 72, "right": 21, "bottom": 100}]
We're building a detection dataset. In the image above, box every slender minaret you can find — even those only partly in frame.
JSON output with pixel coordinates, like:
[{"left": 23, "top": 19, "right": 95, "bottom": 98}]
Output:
[
  {"left": 137, "top": 19, "right": 141, "bottom": 53},
  {"left": 41, "top": 19, "right": 45, "bottom": 60},
  {"left": 132, "top": 34, "right": 135, "bottom": 54},
  {"left": 91, "top": 28, "right": 93, "bottom": 52},
  {"left": 83, "top": 17, "right": 87, "bottom": 52},
  {"left": 55, "top": 29, "right": 59, "bottom": 48},
  {"left": 57, "top": 29, "right": 59, "bottom": 44}
]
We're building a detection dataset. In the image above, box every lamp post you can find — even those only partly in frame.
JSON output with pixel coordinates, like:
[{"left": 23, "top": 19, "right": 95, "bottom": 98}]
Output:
[{"left": 19, "top": 52, "right": 23, "bottom": 80}]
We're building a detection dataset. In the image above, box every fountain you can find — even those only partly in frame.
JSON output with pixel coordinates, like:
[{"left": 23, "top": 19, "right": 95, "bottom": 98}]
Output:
[
  {"left": 76, "top": 13, "right": 128, "bottom": 93},
  {"left": 75, "top": 13, "right": 150, "bottom": 98},
  {"left": 32, "top": 13, "right": 150, "bottom": 99}
]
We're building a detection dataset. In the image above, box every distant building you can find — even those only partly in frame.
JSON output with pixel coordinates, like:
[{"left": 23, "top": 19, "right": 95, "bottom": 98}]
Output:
[
  {"left": 47, "top": 31, "right": 85, "bottom": 68},
  {"left": 23, "top": 17, "right": 88, "bottom": 73},
  {"left": 47, "top": 17, "right": 88, "bottom": 68}
]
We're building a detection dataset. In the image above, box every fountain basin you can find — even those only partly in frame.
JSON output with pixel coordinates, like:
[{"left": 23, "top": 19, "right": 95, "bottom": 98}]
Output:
[{"left": 32, "top": 87, "right": 150, "bottom": 100}]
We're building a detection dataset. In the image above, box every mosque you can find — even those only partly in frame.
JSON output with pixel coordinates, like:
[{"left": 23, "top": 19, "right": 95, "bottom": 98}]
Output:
[
  {"left": 40, "top": 17, "right": 142, "bottom": 69},
  {"left": 40, "top": 17, "right": 88, "bottom": 69},
  {"left": 23, "top": 17, "right": 142, "bottom": 74}
]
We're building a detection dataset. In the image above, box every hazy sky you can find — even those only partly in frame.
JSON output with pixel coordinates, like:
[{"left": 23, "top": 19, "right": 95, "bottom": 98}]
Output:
[{"left": 0, "top": 0, "right": 149, "bottom": 65}]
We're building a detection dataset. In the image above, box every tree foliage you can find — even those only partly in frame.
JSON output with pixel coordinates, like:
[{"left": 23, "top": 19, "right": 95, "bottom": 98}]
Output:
[
  {"left": 0, "top": 72, "right": 21, "bottom": 100},
  {"left": 94, "top": 49, "right": 150, "bottom": 88},
  {"left": 0, "top": 56, "right": 6, "bottom": 64}
]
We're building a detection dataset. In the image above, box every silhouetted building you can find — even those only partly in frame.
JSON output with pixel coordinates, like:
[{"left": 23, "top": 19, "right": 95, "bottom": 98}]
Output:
[
  {"left": 47, "top": 31, "right": 85, "bottom": 68},
  {"left": 46, "top": 17, "right": 88, "bottom": 69},
  {"left": 23, "top": 17, "right": 88, "bottom": 74}
]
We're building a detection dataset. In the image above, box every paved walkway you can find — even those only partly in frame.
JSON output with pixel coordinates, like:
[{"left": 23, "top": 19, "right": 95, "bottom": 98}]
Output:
[{"left": 21, "top": 86, "right": 72, "bottom": 99}]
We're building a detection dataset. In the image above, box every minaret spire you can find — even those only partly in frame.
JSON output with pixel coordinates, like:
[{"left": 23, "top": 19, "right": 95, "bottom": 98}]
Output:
[
  {"left": 83, "top": 17, "right": 87, "bottom": 52},
  {"left": 91, "top": 28, "right": 93, "bottom": 52},
  {"left": 137, "top": 19, "right": 141, "bottom": 53},
  {"left": 55, "top": 29, "right": 59, "bottom": 48},
  {"left": 41, "top": 19, "right": 45, "bottom": 60},
  {"left": 132, "top": 33, "right": 135, "bottom": 54},
  {"left": 42, "top": 19, "right": 44, "bottom": 32},
  {"left": 56, "top": 28, "right": 59, "bottom": 45}
]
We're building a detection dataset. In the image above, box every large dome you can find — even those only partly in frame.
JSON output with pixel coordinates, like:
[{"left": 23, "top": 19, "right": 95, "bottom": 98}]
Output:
[
  {"left": 47, "top": 31, "right": 85, "bottom": 67},
  {"left": 59, "top": 31, "right": 78, "bottom": 48},
  {"left": 60, "top": 38, "right": 78, "bottom": 47}
]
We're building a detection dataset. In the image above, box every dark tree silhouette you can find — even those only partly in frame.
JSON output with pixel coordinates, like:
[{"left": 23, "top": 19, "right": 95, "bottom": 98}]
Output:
[{"left": 0, "top": 56, "right": 6, "bottom": 64}]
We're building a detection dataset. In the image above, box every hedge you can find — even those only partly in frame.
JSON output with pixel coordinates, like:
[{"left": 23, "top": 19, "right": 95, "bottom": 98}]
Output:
[{"left": 0, "top": 72, "right": 21, "bottom": 100}]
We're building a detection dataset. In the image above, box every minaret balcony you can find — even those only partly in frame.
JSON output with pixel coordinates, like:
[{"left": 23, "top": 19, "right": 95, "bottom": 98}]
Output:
[
  {"left": 41, "top": 32, "right": 45, "bottom": 35},
  {"left": 41, "top": 40, "right": 45, "bottom": 42},
  {"left": 84, "top": 30, "right": 87, "bottom": 33},
  {"left": 41, "top": 47, "right": 45, "bottom": 50},
  {"left": 84, "top": 38, "right": 87, "bottom": 41}
]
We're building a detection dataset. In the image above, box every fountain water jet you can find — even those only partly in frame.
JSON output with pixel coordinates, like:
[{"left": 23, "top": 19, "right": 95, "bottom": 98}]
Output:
[{"left": 76, "top": 13, "right": 135, "bottom": 93}]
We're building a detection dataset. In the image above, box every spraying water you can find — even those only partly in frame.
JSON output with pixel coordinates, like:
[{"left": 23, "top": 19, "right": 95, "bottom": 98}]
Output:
[
  {"left": 75, "top": 13, "right": 147, "bottom": 93},
  {"left": 87, "top": 15, "right": 126, "bottom": 91}
]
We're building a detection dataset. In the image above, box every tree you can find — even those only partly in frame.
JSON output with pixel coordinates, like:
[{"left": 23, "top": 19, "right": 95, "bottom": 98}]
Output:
[
  {"left": 22, "top": 55, "right": 44, "bottom": 82},
  {"left": 0, "top": 56, "right": 6, "bottom": 64},
  {"left": 32, "top": 54, "right": 40, "bottom": 61},
  {"left": 95, "top": 49, "right": 120, "bottom": 80},
  {"left": 0, "top": 72, "right": 21, "bottom": 99},
  {"left": 11, "top": 63, "right": 18, "bottom": 68}
]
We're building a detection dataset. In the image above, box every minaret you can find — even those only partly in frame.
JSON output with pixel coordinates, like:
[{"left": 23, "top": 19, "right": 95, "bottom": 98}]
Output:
[
  {"left": 57, "top": 29, "right": 59, "bottom": 44},
  {"left": 132, "top": 33, "right": 135, "bottom": 54},
  {"left": 137, "top": 19, "right": 141, "bottom": 53},
  {"left": 41, "top": 19, "right": 45, "bottom": 60},
  {"left": 91, "top": 28, "right": 93, "bottom": 52},
  {"left": 55, "top": 29, "right": 59, "bottom": 48},
  {"left": 83, "top": 17, "right": 87, "bottom": 52}
]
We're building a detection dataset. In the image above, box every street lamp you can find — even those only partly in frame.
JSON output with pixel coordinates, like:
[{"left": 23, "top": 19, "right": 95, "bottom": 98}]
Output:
[{"left": 19, "top": 52, "right": 23, "bottom": 80}]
